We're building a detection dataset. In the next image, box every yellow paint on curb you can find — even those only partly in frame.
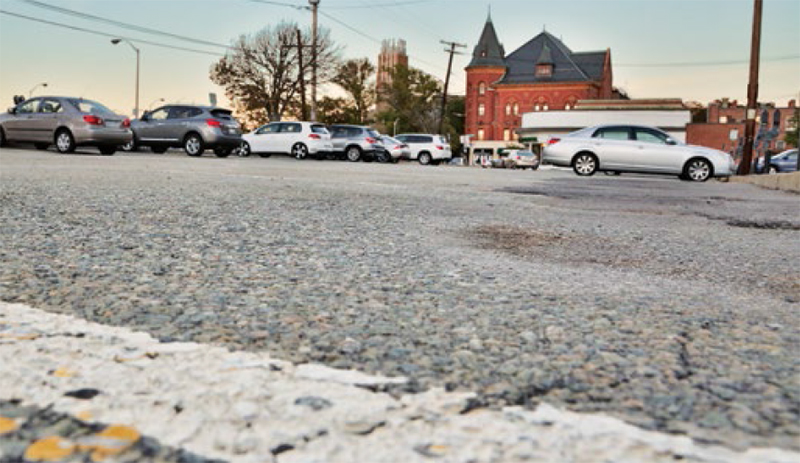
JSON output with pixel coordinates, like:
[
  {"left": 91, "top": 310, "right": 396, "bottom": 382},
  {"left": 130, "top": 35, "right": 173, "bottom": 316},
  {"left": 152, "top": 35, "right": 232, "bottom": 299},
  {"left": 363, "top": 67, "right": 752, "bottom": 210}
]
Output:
[
  {"left": 76, "top": 410, "right": 93, "bottom": 421},
  {"left": 50, "top": 367, "right": 76, "bottom": 378},
  {"left": 24, "top": 436, "right": 76, "bottom": 461},
  {"left": 76, "top": 424, "right": 141, "bottom": 461},
  {"left": 0, "top": 416, "right": 19, "bottom": 435}
]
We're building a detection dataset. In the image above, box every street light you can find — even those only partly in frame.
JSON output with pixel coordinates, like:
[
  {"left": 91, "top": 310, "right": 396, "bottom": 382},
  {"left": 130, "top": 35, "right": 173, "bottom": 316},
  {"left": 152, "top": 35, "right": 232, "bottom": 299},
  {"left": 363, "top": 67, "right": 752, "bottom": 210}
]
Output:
[
  {"left": 147, "top": 97, "right": 164, "bottom": 110},
  {"left": 111, "top": 38, "right": 140, "bottom": 118},
  {"left": 28, "top": 82, "right": 47, "bottom": 98}
]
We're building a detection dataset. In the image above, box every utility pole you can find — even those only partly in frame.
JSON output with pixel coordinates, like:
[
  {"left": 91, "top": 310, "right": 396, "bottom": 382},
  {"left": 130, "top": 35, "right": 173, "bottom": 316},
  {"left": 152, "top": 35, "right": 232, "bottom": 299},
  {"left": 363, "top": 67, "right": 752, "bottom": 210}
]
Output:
[
  {"left": 739, "top": 0, "right": 763, "bottom": 175},
  {"left": 439, "top": 40, "right": 466, "bottom": 135},
  {"left": 309, "top": 0, "right": 320, "bottom": 121},
  {"left": 295, "top": 28, "right": 308, "bottom": 120}
]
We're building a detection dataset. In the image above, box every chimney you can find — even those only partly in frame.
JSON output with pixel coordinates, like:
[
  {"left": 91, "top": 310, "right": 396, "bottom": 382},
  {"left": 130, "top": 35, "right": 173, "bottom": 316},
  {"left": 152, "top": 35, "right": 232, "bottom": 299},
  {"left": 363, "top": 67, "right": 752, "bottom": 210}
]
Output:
[{"left": 789, "top": 99, "right": 796, "bottom": 108}]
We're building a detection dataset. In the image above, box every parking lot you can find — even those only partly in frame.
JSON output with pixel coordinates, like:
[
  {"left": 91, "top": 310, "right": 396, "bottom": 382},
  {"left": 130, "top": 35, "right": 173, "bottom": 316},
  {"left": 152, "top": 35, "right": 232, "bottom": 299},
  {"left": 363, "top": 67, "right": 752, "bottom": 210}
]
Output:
[{"left": 1, "top": 147, "right": 798, "bottom": 452}]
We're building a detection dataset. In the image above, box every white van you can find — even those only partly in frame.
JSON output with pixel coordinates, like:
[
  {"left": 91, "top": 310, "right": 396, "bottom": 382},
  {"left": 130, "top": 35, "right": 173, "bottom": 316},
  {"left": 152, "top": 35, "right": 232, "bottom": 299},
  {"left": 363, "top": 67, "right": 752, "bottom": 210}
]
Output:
[{"left": 394, "top": 133, "right": 452, "bottom": 165}]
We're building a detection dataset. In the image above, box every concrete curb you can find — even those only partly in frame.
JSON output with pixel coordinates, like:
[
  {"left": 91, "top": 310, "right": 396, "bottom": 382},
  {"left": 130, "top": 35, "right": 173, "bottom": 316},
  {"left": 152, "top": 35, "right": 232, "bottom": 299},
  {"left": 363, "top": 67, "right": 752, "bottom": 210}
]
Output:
[
  {"left": 2, "top": 302, "right": 799, "bottom": 462},
  {"left": 729, "top": 172, "right": 800, "bottom": 193}
]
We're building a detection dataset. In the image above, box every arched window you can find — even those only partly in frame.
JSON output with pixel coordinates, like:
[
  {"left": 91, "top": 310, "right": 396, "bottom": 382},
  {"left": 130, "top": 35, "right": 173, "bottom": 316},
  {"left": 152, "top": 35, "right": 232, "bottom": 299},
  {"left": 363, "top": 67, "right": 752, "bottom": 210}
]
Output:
[
  {"left": 513, "top": 103, "right": 519, "bottom": 115},
  {"left": 543, "top": 103, "right": 549, "bottom": 111},
  {"left": 503, "top": 129, "right": 511, "bottom": 141},
  {"left": 505, "top": 104, "right": 511, "bottom": 116},
  {"left": 760, "top": 109, "right": 769, "bottom": 125},
  {"left": 773, "top": 109, "right": 781, "bottom": 128},
  {"left": 478, "top": 103, "right": 485, "bottom": 116},
  {"left": 534, "top": 104, "right": 540, "bottom": 111},
  {"left": 478, "top": 82, "right": 486, "bottom": 95},
  {"left": 477, "top": 128, "right": 485, "bottom": 141}
]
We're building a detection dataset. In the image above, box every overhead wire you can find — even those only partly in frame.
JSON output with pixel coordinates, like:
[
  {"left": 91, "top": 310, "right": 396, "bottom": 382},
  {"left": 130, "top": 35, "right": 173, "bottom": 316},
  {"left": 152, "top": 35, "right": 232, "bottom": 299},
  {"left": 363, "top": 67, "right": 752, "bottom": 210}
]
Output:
[
  {"left": 17, "top": 0, "right": 231, "bottom": 50},
  {"left": 0, "top": 9, "right": 225, "bottom": 56}
]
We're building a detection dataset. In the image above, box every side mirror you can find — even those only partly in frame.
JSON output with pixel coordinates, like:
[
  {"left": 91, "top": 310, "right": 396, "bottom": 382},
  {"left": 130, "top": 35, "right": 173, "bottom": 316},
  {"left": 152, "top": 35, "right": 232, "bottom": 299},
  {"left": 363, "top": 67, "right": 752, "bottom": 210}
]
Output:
[
  {"left": 7, "top": 107, "right": 16, "bottom": 114},
  {"left": 140, "top": 111, "right": 150, "bottom": 121},
  {"left": 666, "top": 138, "right": 677, "bottom": 145}
]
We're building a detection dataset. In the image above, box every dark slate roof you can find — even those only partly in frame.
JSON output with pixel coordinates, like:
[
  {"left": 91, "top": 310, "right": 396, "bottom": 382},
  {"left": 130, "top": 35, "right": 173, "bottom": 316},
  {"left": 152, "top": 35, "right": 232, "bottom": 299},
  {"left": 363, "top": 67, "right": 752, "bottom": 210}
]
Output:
[
  {"left": 498, "top": 31, "right": 607, "bottom": 84},
  {"left": 467, "top": 18, "right": 506, "bottom": 68},
  {"left": 535, "top": 44, "right": 553, "bottom": 65}
]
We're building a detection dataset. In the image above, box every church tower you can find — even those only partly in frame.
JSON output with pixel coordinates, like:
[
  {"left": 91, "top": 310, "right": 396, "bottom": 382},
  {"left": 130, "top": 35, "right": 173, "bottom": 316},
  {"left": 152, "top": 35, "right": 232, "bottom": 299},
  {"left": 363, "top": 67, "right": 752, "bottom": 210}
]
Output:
[{"left": 465, "top": 13, "right": 507, "bottom": 141}]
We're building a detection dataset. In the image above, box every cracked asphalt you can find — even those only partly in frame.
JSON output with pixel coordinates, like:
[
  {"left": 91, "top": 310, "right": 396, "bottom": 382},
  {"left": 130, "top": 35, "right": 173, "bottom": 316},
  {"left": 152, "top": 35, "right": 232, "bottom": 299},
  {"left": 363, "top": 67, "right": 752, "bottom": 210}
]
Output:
[{"left": 1, "top": 147, "right": 798, "bottom": 451}]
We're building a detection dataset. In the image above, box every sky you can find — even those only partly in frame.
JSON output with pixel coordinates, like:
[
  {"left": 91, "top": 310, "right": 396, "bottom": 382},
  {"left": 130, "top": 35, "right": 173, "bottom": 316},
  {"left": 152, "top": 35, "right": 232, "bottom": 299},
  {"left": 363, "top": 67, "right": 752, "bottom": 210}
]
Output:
[{"left": 0, "top": 0, "right": 798, "bottom": 117}]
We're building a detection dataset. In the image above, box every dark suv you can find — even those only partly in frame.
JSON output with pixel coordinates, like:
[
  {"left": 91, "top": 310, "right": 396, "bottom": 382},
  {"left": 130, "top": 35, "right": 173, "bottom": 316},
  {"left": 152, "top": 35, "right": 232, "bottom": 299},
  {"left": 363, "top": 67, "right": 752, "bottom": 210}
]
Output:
[{"left": 124, "top": 105, "right": 241, "bottom": 157}]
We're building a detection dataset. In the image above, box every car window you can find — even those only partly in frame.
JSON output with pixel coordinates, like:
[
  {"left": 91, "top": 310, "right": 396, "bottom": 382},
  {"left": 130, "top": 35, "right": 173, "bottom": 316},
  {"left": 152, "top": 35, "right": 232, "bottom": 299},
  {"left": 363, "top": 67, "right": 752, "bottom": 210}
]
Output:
[
  {"left": 168, "top": 107, "right": 194, "bottom": 119},
  {"left": 415, "top": 135, "right": 433, "bottom": 143},
  {"left": 148, "top": 107, "right": 170, "bottom": 121},
  {"left": 382, "top": 136, "right": 400, "bottom": 145},
  {"left": 594, "top": 127, "right": 630, "bottom": 140},
  {"left": 67, "top": 99, "right": 114, "bottom": 115},
  {"left": 16, "top": 99, "right": 40, "bottom": 114},
  {"left": 634, "top": 128, "right": 669, "bottom": 144},
  {"left": 255, "top": 123, "right": 278, "bottom": 135},
  {"left": 311, "top": 124, "right": 329, "bottom": 134},
  {"left": 38, "top": 99, "right": 63, "bottom": 114},
  {"left": 367, "top": 129, "right": 381, "bottom": 139},
  {"left": 518, "top": 151, "right": 534, "bottom": 157},
  {"left": 210, "top": 109, "right": 232, "bottom": 120},
  {"left": 346, "top": 127, "right": 362, "bottom": 138},
  {"left": 434, "top": 136, "right": 448, "bottom": 144},
  {"left": 395, "top": 135, "right": 407, "bottom": 142},
  {"left": 280, "top": 123, "right": 302, "bottom": 133}
]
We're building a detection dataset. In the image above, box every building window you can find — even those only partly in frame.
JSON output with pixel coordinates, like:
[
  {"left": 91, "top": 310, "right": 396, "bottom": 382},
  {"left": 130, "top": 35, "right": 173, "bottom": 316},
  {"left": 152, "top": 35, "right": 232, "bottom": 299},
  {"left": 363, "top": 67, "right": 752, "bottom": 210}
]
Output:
[
  {"left": 543, "top": 104, "right": 549, "bottom": 111},
  {"left": 505, "top": 104, "right": 511, "bottom": 116},
  {"left": 513, "top": 103, "right": 519, "bottom": 115},
  {"left": 535, "top": 64, "right": 553, "bottom": 77},
  {"left": 565, "top": 104, "right": 572, "bottom": 111},
  {"left": 719, "top": 116, "right": 728, "bottom": 123},
  {"left": 478, "top": 128, "right": 485, "bottom": 141},
  {"left": 534, "top": 105, "right": 540, "bottom": 111},
  {"left": 478, "top": 103, "right": 485, "bottom": 116},
  {"left": 773, "top": 109, "right": 781, "bottom": 128},
  {"left": 503, "top": 129, "right": 511, "bottom": 141},
  {"left": 478, "top": 82, "right": 486, "bottom": 95}
]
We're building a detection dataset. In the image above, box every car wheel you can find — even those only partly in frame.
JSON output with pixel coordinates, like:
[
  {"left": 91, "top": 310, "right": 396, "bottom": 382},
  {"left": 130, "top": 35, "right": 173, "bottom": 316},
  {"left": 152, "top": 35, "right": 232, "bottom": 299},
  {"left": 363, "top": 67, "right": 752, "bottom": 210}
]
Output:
[
  {"left": 258, "top": 152, "right": 272, "bottom": 158},
  {"left": 418, "top": 152, "right": 432, "bottom": 165},
  {"left": 55, "top": 129, "right": 76, "bottom": 153},
  {"left": 214, "top": 147, "right": 231, "bottom": 158},
  {"left": 151, "top": 146, "right": 168, "bottom": 154},
  {"left": 684, "top": 158, "right": 712, "bottom": 182},
  {"left": 35, "top": 143, "right": 49, "bottom": 150},
  {"left": 377, "top": 151, "right": 390, "bottom": 163},
  {"left": 768, "top": 166, "right": 778, "bottom": 174},
  {"left": 121, "top": 138, "right": 138, "bottom": 152},
  {"left": 346, "top": 146, "right": 362, "bottom": 162},
  {"left": 99, "top": 146, "right": 116, "bottom": 156},
  {"left": 292, "top": 143, "right": 309, "bottom": 160},
  {"left": 239, "top": 142, "right": 251, "bottom": 157},
  {"left": 572, "top": 152, "right": 597, "bottom": 176},
  {"left": 184, "top": 133, "right": 204, "bottom": 157}
]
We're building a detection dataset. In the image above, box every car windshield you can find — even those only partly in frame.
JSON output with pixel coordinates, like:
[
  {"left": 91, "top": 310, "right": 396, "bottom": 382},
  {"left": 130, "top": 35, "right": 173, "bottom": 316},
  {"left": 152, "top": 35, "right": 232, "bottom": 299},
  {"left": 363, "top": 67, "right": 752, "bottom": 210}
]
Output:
[
  {"left": 367, "top": 129, "right": 381, "bottom": 139},
  {"left": 517, "top": 151, "right": 534, "bottom": 157},
  {"left": 311, "top": 124, "right": 329, "bottom": 134},
  {"left": 382, "top": 136, "right": 400, "bottom": 144},
  {"left": 67, "top": 98, "right": 115, "bottom": 116},
  {"left": 210, "top": 109, "right": 233, "bottom": 120}
]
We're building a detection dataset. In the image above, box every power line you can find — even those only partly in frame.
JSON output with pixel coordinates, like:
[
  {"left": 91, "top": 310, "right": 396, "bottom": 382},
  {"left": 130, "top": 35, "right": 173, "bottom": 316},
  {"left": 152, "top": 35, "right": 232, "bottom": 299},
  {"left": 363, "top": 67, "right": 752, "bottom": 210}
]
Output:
[
  {"left": 17, "top": 0, "right": 230, "bottom": 49},
  {"left": 617, "top": 55, "right": 799, "bottom": 68},
  {"left": 0, "top": 9, "right": 225, "bottom": 57}
]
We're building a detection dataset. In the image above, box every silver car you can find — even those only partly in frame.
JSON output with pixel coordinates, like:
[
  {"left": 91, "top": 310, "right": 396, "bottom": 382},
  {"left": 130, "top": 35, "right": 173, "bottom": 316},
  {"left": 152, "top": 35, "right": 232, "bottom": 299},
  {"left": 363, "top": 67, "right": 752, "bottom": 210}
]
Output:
[
  {"left": 329, "top": 124, "right": 385, "bottom": 162},
  {"left": 125, "top": 105, "right": 242, "bottom": 157},
  {"left": 379, "top": 136, "right": 408, "bottom": 163},
  {"left": 0, "top": 96, "right": 132, "bottom": 155},
  {"left": 543, "top": 124, "right": 735, "bottom": 182}
]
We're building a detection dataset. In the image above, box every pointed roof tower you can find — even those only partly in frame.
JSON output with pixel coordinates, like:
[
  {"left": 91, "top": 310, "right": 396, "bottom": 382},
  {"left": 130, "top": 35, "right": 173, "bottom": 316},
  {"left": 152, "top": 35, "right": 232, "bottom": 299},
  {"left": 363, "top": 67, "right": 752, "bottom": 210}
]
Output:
[
  {"left": 467, "top": 13, "right": 506, "bottom": 68},
  {"left": 536, "top": 43, "right": 553, "bottom": 65}
]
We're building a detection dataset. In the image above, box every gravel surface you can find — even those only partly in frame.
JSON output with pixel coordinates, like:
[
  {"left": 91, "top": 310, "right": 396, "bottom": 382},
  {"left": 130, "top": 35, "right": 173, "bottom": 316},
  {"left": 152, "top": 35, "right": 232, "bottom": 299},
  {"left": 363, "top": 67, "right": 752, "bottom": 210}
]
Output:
[{"left": 1, "top": 148, "right": 798, "bottom": 452}]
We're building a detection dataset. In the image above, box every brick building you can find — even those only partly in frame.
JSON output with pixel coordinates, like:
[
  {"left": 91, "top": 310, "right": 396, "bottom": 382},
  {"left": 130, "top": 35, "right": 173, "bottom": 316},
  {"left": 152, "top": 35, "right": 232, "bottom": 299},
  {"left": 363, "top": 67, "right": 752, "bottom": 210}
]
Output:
[
  {"left": 377, "top": 39, "right": 407, "bottom": 93},
  {"left": 686, "top": 99, "right": 798, "bottom": 157},
  {"left": 465, "top": 15, "right": 616, "bottom": 142}
]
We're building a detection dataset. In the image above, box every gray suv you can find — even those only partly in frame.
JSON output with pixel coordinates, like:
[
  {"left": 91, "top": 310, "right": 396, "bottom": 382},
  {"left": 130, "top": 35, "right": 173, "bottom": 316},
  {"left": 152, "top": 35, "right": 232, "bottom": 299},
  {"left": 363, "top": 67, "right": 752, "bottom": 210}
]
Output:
[
  {"left": 329, "top": 124, "right": 385, "bottom": 162},
  {"left": 125, "top": 105, "right": 241, "bottom": 157}
]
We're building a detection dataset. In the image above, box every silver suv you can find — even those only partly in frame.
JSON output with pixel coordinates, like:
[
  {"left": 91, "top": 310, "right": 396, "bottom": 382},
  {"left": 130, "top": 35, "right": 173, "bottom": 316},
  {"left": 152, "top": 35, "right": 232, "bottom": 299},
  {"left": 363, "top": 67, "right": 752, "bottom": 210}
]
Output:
[
  {"left": 329, "top": 124, "right": 385, "bottom": 162},
  {"left": 125, "top": 105, "right": 241, "bottom": 157},
  {"left": 394, "top": 133, "right": 452, "bottom": 165}
]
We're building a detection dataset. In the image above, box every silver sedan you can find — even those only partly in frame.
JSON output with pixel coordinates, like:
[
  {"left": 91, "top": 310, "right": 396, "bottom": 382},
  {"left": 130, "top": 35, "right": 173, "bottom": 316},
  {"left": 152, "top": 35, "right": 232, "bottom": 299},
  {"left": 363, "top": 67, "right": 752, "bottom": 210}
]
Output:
[
  {"left": 0, "top": 96, "right": 132, "bottom": 155},
  {"left": 379, "top": 136, "right": 409, "bottom": 163},
  {"left": 542, "top": 124, "right": 735, "bottom": 182}
]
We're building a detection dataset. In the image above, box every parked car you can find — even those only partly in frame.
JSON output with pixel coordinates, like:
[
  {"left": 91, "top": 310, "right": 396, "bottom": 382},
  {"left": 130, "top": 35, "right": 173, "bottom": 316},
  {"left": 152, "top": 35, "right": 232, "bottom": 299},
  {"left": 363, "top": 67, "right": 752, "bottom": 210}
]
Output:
[
  {"left": 329, "top": 124, "right": 384, "bottom": 162},
  {"left": 394, "top": 133, "right": 452, "bottom": 165},
  {"left": 379, "top": 135, "right": 408, "bottom": 163},
  {"left": 0, "top": 96, "right": 131, "bottom": 155},
  {"left": 756, "top": 148, "right": 798, "bottom": 174},
  {"left": 124, "top": 105, "right": 241, "bottom": 157},
  {"left": 542, "top": 124, "right": 735, "bottom": 182},
  {"left": 504, "top": 149, "right": 540, "bottom": 170},
  {"left": 240, "top": 121, "right": 333, "bottom": 159}
]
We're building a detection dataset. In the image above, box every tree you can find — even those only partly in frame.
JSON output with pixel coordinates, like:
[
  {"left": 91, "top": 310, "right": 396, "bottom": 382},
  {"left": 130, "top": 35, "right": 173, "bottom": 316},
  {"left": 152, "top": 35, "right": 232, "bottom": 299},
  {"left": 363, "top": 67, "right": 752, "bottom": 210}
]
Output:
[
  {"left": 316, "top": 96, "right": 355, "bottom": 124},
  {"left": 210, "top": 22, "right": 339, "bottom": 122},
  {"left": 332, "top": 58, "right": 376, "bottom": 124},
  {"left": 376, "top": 64, "right": 441, "bottom": 134},
  {"left": 785, "top": 106, "right": 799, "bottom": 148}
]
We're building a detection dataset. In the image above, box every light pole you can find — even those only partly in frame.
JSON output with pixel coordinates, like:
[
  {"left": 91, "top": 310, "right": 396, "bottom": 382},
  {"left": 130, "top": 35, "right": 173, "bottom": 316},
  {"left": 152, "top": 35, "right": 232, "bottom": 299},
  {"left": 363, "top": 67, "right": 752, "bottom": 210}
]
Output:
[
  {"left": 309, "top": 0, "right": 319, "bottom": 121},
  {"left": 393, "top": 118, "right": 399, "bottom": 136},
  {"left": 111, "top": 38, "right": 140, "bottom": 118},
  {"left": 28, "top": 82, "right": 47, "bottom": 98}
]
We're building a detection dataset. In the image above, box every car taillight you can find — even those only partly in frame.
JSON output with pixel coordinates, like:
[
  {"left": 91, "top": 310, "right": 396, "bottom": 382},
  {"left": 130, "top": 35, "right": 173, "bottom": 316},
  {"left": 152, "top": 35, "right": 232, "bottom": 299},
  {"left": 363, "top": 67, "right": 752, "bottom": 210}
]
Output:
[
  {"left": 547, "top": 138, "right": 561, "bottom": 145},
  {"left": 435, "top": 145, "right": 444, "bottom": 150},
  {"left": 394, "top": 145, "right": 403, "bottom": 150},
  {"left": 206, "top": 119, "right": 221, "bottom": 128},
  {"left": 83, "top": 115, "right": 104, "bottom": 126},
  {"left": 121, "top": 118, "right": 130, "bottom": 128},
  {"left": 308, "top": 133, "right": 321, "bottom": 139},
  {"left": 365, "top": 137, "right": 377, "bottom": 144}
]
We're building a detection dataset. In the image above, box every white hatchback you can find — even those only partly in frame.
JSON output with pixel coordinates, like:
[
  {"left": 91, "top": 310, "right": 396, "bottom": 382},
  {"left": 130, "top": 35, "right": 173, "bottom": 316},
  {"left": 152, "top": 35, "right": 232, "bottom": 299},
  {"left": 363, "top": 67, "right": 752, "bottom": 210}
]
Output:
[
  {"left": 542, "top": 124, "right": 735, "bottom": 182},
  {"left": 394, "top": 133, "right": 452, "bottom": 165},
  {"left": 241, "top": 121, "right": 333, "bottom": 159}
]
